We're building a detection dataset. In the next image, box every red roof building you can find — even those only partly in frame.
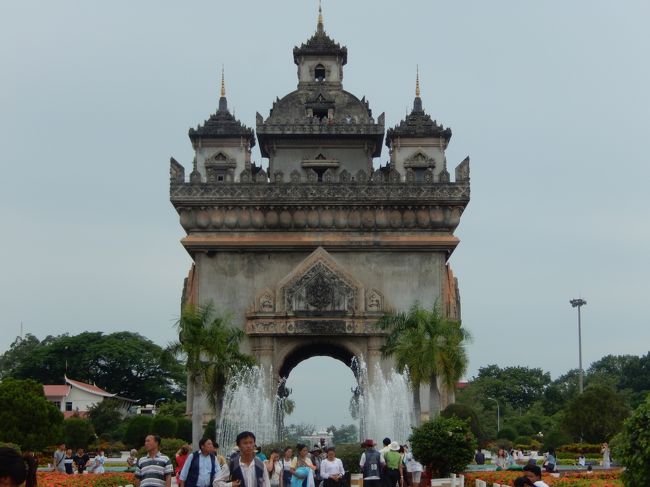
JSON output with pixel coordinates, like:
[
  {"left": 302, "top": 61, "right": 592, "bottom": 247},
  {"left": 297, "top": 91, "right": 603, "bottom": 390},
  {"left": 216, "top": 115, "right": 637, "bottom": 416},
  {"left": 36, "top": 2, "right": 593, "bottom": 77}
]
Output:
[{"left": 43, "top": 376, "right": 135, "bottom": 417}]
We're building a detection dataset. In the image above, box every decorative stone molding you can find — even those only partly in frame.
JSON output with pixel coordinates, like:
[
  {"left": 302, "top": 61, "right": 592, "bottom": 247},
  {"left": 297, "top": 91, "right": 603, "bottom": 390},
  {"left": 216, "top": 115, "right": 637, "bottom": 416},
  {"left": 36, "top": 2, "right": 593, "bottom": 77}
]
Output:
[
  {"left": 403, "top": 151, "right": 435, "bottom": 169},
  {"left": 365, "top": 289, "right": 384, "bottom": 312},
  {"left": 275, "top": 247, "right": 364, "bottom": 314},
  {"left": 174, "top": 204, "right": 465, "bottom": 232},
  {"left": 253, "top": 288, "right": 275, "bottom": 313},
  {"left": 455, "top": 156, "right": 470, "bottom": 182},
  {"left": 170, "top": 158, "right": 185, "bottom": 183},
  {"left": 246, "top": 318, "right": 388, "bottom": 336}
]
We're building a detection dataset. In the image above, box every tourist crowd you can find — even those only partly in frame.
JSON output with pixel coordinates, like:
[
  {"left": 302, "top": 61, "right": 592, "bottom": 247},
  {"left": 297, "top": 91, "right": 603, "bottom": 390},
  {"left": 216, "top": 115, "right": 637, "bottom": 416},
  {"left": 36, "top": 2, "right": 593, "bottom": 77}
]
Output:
[{"left": 126, "top": 432, "right": 423, "bottom": 487}]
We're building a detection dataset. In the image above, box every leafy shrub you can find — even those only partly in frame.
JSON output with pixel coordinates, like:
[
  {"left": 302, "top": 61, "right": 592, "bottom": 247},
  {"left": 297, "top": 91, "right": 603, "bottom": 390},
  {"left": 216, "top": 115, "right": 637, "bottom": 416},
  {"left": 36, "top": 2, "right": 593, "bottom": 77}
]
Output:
[
  {"left": 541, "top": 427, "right": 572, "bottom": 452},
  {"left": 0, "top": 442, "right": 21, "bottom": 452},
  {"left": 123, "top": 415, "right": 153, "bottom": 449},
  {"left": 176, "top": 418, "right": 193, "bottom": 443},
  {"left": 63, "top": 418, "right": 95, "bottom": 449},
  {"left": 333, "top": 443, "right": 363, "bottom": 474},
  {"left": 514, "top": 439, "right": 541, "bottom": 451},
  {"left": 410, "top": 417, "right": 476, "bottom": 477},
  {"left": 494, "top": 438, "right": 513, "bottom": 450},
  {"left": 557, "top": 443, "right": 602, "bottom": 454},
  {"left": 0, "top": 379, "right": 64, "bottom": 451},
  {"left": 614, "top": 395, "right": 650, "bottom": 486},
  {"left": 151, "top": 415, "right": 178, "bottom": 439},
  {"left": 497, "top": 426, "right": 517, "bottom": 441},
  {"left": 441, "top": 404, "right": 484, "bottom": 442},
  {"left": 88, "top": 440, "right": 126, "bottom": 456}
]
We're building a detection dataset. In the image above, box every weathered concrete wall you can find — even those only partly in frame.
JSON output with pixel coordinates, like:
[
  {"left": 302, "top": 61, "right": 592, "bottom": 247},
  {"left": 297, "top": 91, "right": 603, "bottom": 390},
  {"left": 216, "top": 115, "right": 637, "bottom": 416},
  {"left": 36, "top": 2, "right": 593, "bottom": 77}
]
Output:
[
  {"left": 270, "top": 146, "right": 370, "bottom": 177},
  {"left": 195, "top": 250, "right": 446, "bottom": 353}
]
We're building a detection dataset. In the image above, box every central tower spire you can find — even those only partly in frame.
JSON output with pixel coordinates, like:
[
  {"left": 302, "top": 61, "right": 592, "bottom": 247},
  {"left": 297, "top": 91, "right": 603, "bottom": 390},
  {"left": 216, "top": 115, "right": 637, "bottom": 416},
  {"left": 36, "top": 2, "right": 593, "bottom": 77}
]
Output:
[{"left": 317, "top": 0, "right": 324, "bottom": 33}]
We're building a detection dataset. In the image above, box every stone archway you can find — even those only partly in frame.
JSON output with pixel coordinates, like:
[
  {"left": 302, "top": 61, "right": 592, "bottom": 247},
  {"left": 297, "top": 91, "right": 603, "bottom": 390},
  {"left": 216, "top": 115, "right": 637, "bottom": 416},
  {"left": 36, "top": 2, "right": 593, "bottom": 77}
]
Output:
[{"left": 244, "top": 247, "right": 391, "bottom": 436}]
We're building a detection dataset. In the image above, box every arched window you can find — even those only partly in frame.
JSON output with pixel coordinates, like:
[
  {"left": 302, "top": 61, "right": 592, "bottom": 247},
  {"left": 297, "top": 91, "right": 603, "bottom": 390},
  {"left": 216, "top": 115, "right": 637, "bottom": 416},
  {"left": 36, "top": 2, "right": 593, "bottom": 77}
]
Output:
[{"left": 314, "top": 64, "right": 326, "bottom": 82}]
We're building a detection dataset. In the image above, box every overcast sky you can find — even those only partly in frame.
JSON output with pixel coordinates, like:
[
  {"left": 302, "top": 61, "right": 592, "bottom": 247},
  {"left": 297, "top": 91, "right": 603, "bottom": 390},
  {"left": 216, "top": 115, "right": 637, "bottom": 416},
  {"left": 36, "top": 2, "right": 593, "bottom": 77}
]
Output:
[{"left": 1, "top": 1, "right": 649, "bottom": 428}]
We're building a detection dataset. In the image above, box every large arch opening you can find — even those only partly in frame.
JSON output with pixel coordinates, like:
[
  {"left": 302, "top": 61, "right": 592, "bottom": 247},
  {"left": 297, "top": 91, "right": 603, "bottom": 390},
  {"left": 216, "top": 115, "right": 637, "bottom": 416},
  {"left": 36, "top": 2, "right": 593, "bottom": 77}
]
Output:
[{"left": 278, "top": 342, "right": 361, "bottom": 443}]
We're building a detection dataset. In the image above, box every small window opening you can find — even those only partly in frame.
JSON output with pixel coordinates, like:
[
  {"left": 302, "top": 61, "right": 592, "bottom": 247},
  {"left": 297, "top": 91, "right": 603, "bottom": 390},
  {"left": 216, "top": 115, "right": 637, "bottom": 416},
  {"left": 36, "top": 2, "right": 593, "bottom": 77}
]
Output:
[
  {"left": 217, "top": 175, "right": 224, "bottom": 182},
  {"left": 414, "top": 168, "right": 426, "bottom": 182},
  {"left": 315, "top": 64, "right": 326, "bottom": 82},
  {"left": 313, "top": 108, "right": 328, "bottom": 120},
  {"left": 65, "top": 402, "right": 73, "bottom": 412}
]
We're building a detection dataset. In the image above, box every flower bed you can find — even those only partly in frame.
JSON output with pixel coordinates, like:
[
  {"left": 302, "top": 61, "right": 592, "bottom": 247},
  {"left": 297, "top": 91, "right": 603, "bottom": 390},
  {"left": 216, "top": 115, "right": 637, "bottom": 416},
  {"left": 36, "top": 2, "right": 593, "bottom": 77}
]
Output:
[
  {"left": 38, "top": 472, "right": 136, "bottom": 487},
  {"left": 463, "top": 469, "right": 623, "bottom": 486}
]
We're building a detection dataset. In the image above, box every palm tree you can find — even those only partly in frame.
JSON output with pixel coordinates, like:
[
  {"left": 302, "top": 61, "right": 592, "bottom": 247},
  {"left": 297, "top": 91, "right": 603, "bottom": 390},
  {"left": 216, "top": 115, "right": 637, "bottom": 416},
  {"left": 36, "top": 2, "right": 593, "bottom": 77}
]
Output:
[
  {"left": 169, "top": 302, "right": 255, "bottom": 446},
  {"left": 377, "top": 302, "right": 471, "bottom": 423}
]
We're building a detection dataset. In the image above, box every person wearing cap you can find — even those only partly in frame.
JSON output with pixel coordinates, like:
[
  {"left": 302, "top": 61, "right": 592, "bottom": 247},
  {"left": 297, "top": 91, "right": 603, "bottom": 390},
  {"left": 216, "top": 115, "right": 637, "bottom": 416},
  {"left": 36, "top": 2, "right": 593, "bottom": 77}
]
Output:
[
  {"left": 359, "top": 440, "right": 385, "bottom": 487},
  {"left": 383, "top": 442, "right": 402, "bottom": 487}
]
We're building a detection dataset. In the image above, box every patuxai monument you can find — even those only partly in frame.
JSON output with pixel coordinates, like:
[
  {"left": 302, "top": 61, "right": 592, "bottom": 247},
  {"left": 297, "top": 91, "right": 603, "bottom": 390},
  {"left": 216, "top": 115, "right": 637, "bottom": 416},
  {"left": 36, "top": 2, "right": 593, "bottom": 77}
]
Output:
[{"left": 169, "top": 6, "right": 470, "bottom": 445}]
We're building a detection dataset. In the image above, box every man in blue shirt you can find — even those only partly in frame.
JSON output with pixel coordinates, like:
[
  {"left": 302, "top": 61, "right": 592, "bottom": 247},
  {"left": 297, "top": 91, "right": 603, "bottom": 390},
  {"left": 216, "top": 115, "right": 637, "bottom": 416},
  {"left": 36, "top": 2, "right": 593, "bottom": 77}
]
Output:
[{"left": 179, "top": 438, "right": 220, "bottom": 487}]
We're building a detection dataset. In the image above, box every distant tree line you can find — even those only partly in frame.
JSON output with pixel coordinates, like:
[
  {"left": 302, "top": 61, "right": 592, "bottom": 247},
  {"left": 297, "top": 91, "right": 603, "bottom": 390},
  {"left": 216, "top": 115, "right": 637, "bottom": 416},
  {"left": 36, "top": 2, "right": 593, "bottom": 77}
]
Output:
[{"left": 0, "top": 331, "right": 186, "bottom": 404}]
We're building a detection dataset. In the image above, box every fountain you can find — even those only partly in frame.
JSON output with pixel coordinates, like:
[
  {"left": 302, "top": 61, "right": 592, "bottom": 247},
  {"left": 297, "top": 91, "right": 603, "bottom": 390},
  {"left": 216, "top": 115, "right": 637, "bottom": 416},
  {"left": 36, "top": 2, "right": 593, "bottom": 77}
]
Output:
[
  {"left": 216, "top": 357, "right": 414, "bottom": 448},
  {"left": 216, "top": 365, "right": 280, "bottom": 451},
  {"left": 354, "top": 357, "right": 415, "bottom": 444}
]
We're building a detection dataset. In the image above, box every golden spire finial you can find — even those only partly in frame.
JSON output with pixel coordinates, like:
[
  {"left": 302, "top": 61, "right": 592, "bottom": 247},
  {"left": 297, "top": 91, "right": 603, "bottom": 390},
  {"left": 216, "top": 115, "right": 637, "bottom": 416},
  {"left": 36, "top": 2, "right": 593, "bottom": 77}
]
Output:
[
  {"left": 220, "top": 65, "right": 226, "bottom": 97},
  {"left": 416, "top": 65, "right": 420, "bottom": 97},
  {"left": 317, "top": 0, "right": 324, "bottom": 32}
]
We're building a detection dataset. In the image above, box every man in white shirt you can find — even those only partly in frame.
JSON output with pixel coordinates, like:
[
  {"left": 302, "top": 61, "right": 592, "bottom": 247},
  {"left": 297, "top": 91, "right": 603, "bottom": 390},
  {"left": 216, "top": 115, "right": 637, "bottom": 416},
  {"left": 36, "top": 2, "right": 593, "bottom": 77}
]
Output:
[
  {"left": 214, "top": 432, "right": 270, "bottom": 487},
  {"left": 179, "top": 438, "right": 219, "bottom": 487},
  {"left": 522, "top": 464, "right": 549, "bottom": 487}
]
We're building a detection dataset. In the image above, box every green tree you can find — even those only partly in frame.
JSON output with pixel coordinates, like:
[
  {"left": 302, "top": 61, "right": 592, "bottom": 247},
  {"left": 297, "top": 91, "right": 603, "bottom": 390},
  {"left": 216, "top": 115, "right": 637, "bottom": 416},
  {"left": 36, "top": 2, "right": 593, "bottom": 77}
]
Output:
[
  {"left": 472, "top": 364, "right": 551, "bottom": 412},
  {"left": 169, "top": 302, "right": 255, "bottom": 446},
  {"left": 0, "top": 378, "right": 63, "bottom": 450},
  {"left": 377, "top": 302, "right": 471, "bottom": 421},
  {"left": 614, "top": 394, "right": 650, "bottom": 487},
  {"left": 123, "top": 415, "right": 153, "bottom": 449},
  {"left": 157, "top": 401, "right": 187, "bottom": 418},
  {"left": 540, "top": 369, "right": 580, "bottom": 415},
  {"left": 409, "top": 416, "right": 476, "bottom": 477},
  {"left": 328, "top": 424, "right": 358, "bottom": 444},
  {"left": 64, "top": 417, "right": 95, "bottom": 449},
  {"left": 0, "top": 332, "right": 185, "bottom": 404},
  {"left": 282, "top": 423, "right": 316, "bottom": 443},
  {"left": 151, "top": 415, "right": 178, "bottom": 438},
  {"left": 562, "top": 385, "right": 629, "bottom": 443},
  {"left": 87, "top": 399, "right": 123, "bottom": 436}
]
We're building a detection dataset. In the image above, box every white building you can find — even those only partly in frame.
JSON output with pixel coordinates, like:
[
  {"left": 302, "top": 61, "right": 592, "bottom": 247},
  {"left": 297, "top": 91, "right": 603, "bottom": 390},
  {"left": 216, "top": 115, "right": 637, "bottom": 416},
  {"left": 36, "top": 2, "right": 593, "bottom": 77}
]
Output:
[{"left": 43, "top": 375, "right": 136, "bottom": 418}]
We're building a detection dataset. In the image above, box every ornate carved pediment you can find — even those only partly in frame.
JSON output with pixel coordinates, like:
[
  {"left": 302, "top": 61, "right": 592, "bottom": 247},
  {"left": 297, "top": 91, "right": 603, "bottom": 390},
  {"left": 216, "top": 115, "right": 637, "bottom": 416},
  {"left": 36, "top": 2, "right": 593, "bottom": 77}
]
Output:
[
  {"left": 206, "top": 152, "right": 236, "bottom": 168},
  {"left": 404, "top": 150, "right": 435, "bottom": 169},
  {"left": 276, "top": 247, "right": 363, "bottom": 314}
]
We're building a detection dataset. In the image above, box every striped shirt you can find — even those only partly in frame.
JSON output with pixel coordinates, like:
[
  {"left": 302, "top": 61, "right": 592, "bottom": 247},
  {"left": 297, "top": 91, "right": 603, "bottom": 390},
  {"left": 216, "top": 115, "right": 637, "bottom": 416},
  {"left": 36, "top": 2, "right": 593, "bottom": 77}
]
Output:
[{"left": 135, "top": 452, "right": 173, "bottom": 487}]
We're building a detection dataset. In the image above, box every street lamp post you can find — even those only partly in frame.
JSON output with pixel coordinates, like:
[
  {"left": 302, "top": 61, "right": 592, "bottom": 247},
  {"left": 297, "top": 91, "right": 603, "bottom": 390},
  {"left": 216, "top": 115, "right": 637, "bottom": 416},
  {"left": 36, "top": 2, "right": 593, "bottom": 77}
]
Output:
[
  {"left": 487, "top": 397, "right": 500, "bottom": 433},
  {"left": 570, "top": 298, "right": 587, "bottom": 394}
]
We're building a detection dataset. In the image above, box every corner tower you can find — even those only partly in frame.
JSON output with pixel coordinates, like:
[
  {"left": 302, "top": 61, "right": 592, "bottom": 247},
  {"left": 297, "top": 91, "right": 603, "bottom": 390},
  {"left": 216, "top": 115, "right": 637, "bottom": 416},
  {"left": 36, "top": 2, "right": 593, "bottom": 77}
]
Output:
[
  {"left": 256, "top": 8, "right": 384, "bottom": 179},
  {"left": 386, "top": 69, "right": 454, "bottom": 182},
  {"left": 186, "top": 69, "right": 256, "bottom": 183}
]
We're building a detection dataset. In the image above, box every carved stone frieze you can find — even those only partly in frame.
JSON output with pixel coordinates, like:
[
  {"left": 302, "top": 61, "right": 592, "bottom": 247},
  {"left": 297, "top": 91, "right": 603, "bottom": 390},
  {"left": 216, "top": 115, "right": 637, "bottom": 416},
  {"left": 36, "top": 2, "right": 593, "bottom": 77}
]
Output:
[
  {"left": 170, "top": 181, "right": 470, "bottom": 204},
  {"left": 246, "top": 318, "right": 388, "bottom": 336},
  {"left": 174, "top": 203, "right": 468, "bottom": 232}
]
